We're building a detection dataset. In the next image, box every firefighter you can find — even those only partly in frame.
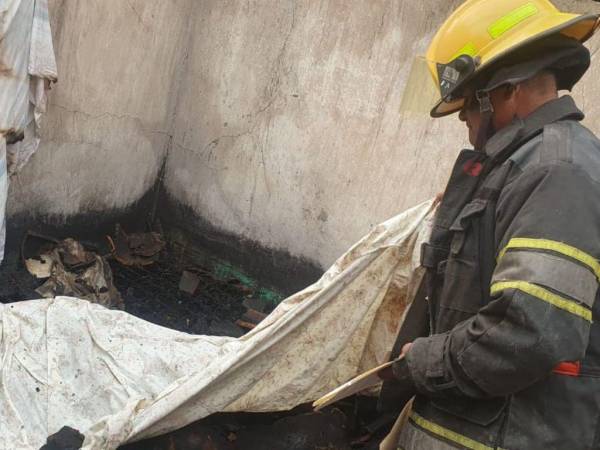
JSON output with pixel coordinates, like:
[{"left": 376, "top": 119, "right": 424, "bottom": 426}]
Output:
[{"left": 379, "top": 1, "right": 600, "bottom": 449}]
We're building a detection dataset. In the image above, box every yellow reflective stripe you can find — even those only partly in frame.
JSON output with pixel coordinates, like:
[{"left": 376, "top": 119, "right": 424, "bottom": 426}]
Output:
[
  {"left": 497, "top": 238, "right": 600, "bottom": 281},
  {"left": 411, "top": 412, "right": 494, "bottom": 450},
  {"left": 491, "top": 281, "right": 593, "bottom": 322},
  {"left": 488, "top": 3, "right": 539, "bottom": 39},
  {"left": 451, "top": 42, "right": 478, "bottom": 61}
]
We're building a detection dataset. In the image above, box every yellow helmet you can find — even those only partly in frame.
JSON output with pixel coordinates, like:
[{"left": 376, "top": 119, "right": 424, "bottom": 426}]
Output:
[{"left": 427, "top": 0, "right": 600, "bottom": 117}]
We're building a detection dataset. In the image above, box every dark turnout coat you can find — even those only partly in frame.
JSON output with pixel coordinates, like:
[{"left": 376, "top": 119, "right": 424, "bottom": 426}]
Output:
[{"left": 388, "top": 96, "right": 600, "bottom": 449}]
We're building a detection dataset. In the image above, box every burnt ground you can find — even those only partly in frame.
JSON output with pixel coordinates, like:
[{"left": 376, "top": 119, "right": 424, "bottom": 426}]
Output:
[
  {"left": 111, "top": 255, "right": 251, "bottom": 337},
  {"left": 1, "top": 240, "right": 392, "bottom": 450},
  {"left": 0, "top": 250, "right": 42, "bottom": 303},
  {"left": 0, "top": 249, "right": 251, "bottom": 335},
  {"left": 120, "top": 399, "right": 392, "bottom": 450},
  {"left": 1, "top": 235, "right": 270, "bottom": 336}
]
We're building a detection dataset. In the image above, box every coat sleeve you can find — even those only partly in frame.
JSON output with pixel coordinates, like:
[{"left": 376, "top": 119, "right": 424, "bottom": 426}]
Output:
[{"left": 401, "top": 161, "right": 600, "bottom": 398}]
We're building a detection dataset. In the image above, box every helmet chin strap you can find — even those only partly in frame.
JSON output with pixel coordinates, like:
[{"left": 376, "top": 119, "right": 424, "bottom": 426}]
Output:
[{"left": 474, "top": 90, "right": 494, "bottom": 152}]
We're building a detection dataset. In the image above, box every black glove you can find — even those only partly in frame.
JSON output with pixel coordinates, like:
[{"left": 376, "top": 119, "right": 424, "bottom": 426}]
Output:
[
  {"left": 39, "top": 426, "right": 84, "bottom": 450},
  {"left": 377, "top": 358, "right": 417, "bottom": 414}
]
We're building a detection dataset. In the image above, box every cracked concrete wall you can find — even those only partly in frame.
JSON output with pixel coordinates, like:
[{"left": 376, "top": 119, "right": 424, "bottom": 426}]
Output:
[
  {"left": 165, "top": 0, "right": 600, "bottom": 269},
  {"left": 6, "top": 0, "right": 600, "bottom": 271},
  {"left": 7, "top": 0, "right": 192, "bottom": 218},
  {"left": 164, "top": 0, "right": 462, "bottom": 269}
]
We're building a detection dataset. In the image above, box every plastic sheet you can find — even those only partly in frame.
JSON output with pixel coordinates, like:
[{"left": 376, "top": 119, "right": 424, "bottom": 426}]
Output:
[
  {"left": 0, "top": 0, "right": 57, "bottom": 263},
  {"left": 0, "top": 200, "right": 435, "bottom": 450}
]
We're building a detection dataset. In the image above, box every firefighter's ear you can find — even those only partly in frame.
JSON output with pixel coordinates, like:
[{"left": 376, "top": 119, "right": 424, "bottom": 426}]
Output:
[
  {"left": 490, "top": 85, "right": 520, "bottom": 132},
  {"left": 504, "top": 84, "right": 518, "bottom": 100}
]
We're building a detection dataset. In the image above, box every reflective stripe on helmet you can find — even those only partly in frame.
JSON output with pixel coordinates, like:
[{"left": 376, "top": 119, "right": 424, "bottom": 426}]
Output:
[
  {"left": 488, "top": 3, "right": 540, "bottom": 39},
  {"left": 452, "top": 42, "right": 478, "bottom": 61}
]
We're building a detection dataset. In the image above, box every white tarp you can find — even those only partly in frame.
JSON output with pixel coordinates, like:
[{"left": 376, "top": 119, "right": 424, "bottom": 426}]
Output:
[
  {"left": 0, "top": 0, "right": 57, "bottom": 261},
  {"left": 1, "top": 0, "right": 57, "bottom": 172},
  {"left": 0, "top": 200, "right": 435, "bottom": 450}
]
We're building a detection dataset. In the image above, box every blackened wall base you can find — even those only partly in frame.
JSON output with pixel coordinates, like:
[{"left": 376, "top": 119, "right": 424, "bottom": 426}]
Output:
[
  {"left": 4, "top": 184, "right": 324, "bottom": 296},
  {"left": 157, "top": 191, "right": 324, "bottom": 296}
]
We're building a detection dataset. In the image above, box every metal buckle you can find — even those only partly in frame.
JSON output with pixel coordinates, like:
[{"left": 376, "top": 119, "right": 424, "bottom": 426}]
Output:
[{"left": 476, "top": 90, "right": 494, "bottom": 114}]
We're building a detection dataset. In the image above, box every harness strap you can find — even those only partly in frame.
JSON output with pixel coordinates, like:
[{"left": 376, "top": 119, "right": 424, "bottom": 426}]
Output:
[
  {"left": 474, "top": 90, "right": 494, "bottom": 152},
  {"left": 541, "top": 122, "right": 573, "bottom": 163}
]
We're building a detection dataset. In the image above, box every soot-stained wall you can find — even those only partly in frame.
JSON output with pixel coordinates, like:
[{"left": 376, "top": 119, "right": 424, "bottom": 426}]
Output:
[
  {"left": 7, "top": 0, "right": 600, "bottom": 275},
  {"left": 164, "top": 0, "right": 600, "bottom": 269},
  {"left": 165, "top": 0, "right": 466, "bottom": 270},
  {"left": 8, "top": 0, "right": 192, "bottom": 218}
]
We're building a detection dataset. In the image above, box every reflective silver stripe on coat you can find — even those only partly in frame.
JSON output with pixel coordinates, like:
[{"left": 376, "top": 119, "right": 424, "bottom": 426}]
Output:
[{"left": 492, "top": 250, "right": 598, "bottom": 308}]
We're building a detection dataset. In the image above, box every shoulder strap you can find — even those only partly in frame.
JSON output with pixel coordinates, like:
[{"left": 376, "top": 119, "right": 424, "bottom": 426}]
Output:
[{"left": 541, "top": 122, "right": 573, "bottom": 163}]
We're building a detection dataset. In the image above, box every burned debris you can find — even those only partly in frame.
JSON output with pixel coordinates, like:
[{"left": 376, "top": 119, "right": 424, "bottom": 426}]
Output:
[
  {"left": 4, "top": 224, "right": 395, "bottom": 450},
  {"left": 26, "top": 236, "right": 124, "bottom": 309},
  {"left": 108, "top": 224, "right": 166, "bottom": 267},
  {"left": 17, "top": 227, "right": 274, "bottom": 336}
]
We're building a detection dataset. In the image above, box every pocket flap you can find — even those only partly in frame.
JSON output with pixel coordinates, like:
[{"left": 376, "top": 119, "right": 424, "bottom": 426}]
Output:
[
  {"left": 450, "top": 199, "right": 488, "bottom": 232},
  {"left": 432, "top": 396, "right": 507, "bottom": 426}
]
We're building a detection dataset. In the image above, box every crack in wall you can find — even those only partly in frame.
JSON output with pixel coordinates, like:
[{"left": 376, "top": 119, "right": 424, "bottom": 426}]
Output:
[
  {"left": 368, "top": 59, "right": 402, "bottom": 155},
  {"left": 51, "top": 103, "right": 146, "bottom": 124},
  {"left": 167, "top": 0, "right": 298, "bottom": 194},
  {"left": 200, "top": 130, "right": 254, "bottom": 159},
  {"left": 146, "top": 0, "right": 196, "bottom": 223},
  {"left": 160, "top": 0, "right": 300, "bottom": 232},
  {"left": 49, "top": 103, "right": 174, "bottom": 143},
  {"left": 124, "top": 0, "right": 150, "bottom": 30}
]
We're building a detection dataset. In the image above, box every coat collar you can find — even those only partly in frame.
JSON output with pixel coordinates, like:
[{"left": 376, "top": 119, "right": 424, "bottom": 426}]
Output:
[{"left": 484, "top": 95, "right": 584, "bottom": 160}]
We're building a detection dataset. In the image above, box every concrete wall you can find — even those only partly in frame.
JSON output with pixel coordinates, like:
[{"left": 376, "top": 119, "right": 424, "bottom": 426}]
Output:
[
  {"left": 165, "top": 0, "right": 466, "bottom": 269},
  {"left": 8, "top": 0, "right": 192, "bottom": 217},
  {"left": 165, "top": 0, "right": 600, "bottom": 268},
  {"left": 8, "top": 0, "right": 600, "bottom": 271}
]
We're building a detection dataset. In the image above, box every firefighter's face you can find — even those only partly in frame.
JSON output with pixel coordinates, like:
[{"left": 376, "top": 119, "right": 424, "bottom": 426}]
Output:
[
  {"left": 459, "top": 91, "right": 482, "bottom": 146},
  {"left": 459, "top": 86, "right": 517, "bottom": 146}
]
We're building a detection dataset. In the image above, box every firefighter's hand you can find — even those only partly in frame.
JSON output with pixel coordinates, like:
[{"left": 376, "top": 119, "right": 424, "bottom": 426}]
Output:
[
  {"left": 378, "top": 365, "right": 396, "bottom": 381},
  {"left": 378, "top": 343, "right": 413, "bottom": 381}
]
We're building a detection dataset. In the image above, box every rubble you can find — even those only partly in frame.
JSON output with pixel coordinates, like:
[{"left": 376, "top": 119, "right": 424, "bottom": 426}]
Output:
[
  {"left": 111, "top": 256, "right": 255, "bottom": 336},
  {"left": 25, "top": 252, "right": 53, "bottom": 278},
  {"left": 18, "top": 228, "right": 277, "bottom": 336},
  {"left": 179, "top": 270, "right": 201, "bottom": 294},
  {"left": 8, "top": 224, "right": 381, "bottom": 450},
  {"left": 24, "top": 236, "right": 124, "bottom": 309},
  {"left": 108, "top": 224, "right": 166, "bottom": 266},
  {"left": 235, "top": 308, "right": 268, "bottom": 330},
  {"left": 242, "top": 297, "right": 268, "bottom": 313}
]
